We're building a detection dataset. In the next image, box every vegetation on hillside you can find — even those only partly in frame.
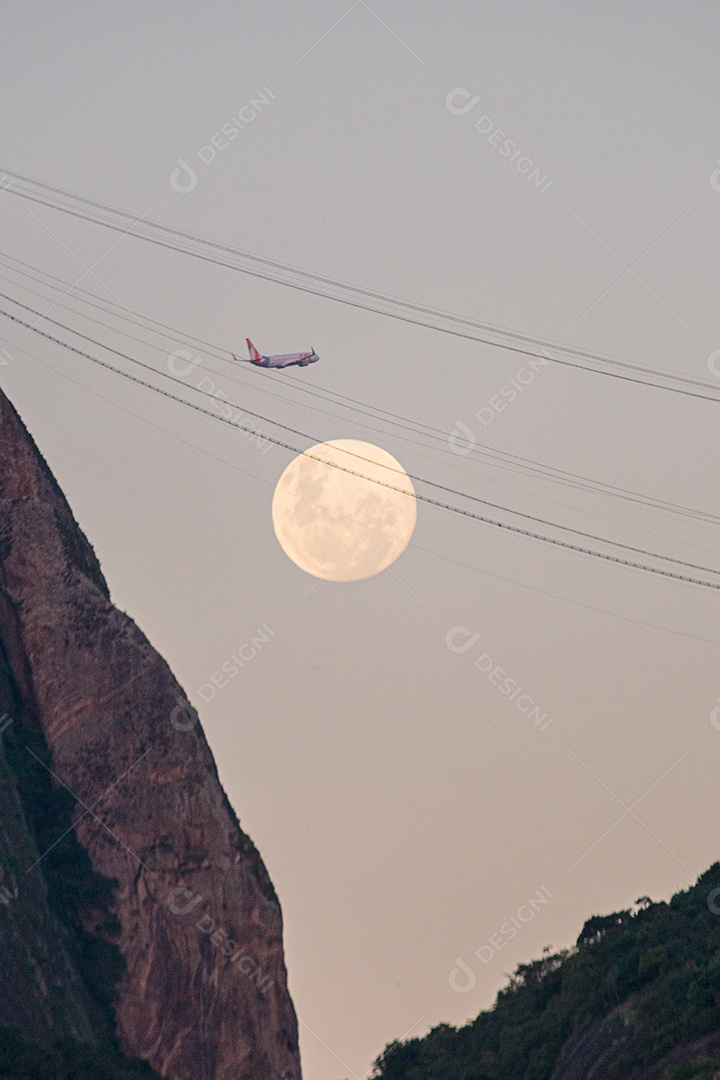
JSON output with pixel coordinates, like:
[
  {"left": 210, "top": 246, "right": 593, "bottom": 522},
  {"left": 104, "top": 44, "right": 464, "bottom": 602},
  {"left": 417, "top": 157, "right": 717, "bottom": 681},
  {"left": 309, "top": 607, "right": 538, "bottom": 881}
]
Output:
[
  {"left": 0, "top": 1028, "right": 160, "bottom": 1080},
  {"left": 373, "top": 865, "right": 720, "bottom": 1080}
]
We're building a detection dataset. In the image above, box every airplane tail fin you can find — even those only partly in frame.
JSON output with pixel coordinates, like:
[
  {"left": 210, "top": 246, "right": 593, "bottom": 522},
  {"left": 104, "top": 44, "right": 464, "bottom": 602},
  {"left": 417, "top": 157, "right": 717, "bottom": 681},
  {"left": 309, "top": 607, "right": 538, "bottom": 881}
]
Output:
[{"left": 246, "top": 338, "right": 262, "bottom": 363}]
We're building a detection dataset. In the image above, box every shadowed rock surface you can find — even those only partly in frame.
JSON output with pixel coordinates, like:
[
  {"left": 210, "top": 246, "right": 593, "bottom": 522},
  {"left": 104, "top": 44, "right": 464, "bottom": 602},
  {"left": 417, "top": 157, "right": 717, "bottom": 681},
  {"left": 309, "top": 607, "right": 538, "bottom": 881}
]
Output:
[
  {"left": 547, "top": 1015, "right": 720, "bottom": 1079},
  {"left": 0, "top": 385, "right": 301, "bottom": 1080},
  {"left": 0, "top": 643, "right": 105, "bottom": 1047}
]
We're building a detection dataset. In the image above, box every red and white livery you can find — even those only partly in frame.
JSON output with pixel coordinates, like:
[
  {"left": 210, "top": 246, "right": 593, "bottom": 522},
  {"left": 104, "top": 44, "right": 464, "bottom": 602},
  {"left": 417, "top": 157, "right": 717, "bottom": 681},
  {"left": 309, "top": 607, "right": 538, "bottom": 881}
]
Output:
[{"left": 234, "top": 338, "right": 320, "bottom": 369}]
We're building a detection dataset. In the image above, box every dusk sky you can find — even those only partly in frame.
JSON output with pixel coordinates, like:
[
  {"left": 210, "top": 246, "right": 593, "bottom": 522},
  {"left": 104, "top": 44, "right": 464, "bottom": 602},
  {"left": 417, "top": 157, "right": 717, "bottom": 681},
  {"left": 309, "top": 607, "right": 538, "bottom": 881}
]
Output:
[{"left": 2, "top": 3, "right": 720, "bottom": 1078}]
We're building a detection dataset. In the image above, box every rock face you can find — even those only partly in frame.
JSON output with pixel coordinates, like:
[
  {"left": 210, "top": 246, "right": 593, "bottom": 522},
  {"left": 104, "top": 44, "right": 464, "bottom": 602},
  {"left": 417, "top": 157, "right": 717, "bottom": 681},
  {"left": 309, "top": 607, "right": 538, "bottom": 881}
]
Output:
[{"left": 0, "top": 386, "right": 301, "bottom": 1080}]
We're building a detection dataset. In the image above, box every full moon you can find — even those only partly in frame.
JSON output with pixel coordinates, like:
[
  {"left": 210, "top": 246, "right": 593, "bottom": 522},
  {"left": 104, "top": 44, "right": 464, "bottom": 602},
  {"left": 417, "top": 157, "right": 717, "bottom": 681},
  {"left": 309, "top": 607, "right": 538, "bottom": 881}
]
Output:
[{"left": 272, "top": 440, "right": 417, "bottom": 582}]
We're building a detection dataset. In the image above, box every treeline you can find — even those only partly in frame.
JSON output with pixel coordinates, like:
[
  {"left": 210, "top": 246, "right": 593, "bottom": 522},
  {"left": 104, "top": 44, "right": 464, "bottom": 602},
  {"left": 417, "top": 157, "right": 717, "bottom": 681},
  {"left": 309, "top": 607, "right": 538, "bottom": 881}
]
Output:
[{"left": 373, "top": 865, "right": 720, "bottom": 1080}]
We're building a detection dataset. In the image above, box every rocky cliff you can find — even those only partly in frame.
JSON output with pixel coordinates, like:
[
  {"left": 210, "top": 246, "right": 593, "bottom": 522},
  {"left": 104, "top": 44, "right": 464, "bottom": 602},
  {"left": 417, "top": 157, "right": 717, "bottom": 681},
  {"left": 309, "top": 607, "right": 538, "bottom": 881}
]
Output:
[{"left": 0, "top": 384, "right": 301, "bottom": 1080}]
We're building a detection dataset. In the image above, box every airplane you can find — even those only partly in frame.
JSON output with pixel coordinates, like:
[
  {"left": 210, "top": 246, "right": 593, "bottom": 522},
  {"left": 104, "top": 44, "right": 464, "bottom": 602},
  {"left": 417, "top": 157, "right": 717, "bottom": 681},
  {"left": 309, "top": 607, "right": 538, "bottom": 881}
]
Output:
[{"left": 233, "top": 338, "right": 320, "bottom": 369}]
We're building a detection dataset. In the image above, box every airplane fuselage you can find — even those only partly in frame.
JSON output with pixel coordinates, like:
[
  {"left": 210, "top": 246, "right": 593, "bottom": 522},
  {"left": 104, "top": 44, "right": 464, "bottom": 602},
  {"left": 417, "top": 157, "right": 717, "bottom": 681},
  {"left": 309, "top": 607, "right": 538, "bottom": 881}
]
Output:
[
  {"left": 258, "top": 351, "right": 318, "bottom": 368},
  {"left": 235, "top": 338, "right": 320, "bottom": 369}
]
